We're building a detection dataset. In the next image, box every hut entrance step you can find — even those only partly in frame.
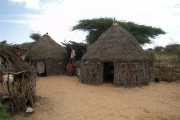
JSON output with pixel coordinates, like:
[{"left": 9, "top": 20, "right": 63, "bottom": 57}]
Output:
[{"left": 103, "top": 62, "right": 114, "bottom": 83}]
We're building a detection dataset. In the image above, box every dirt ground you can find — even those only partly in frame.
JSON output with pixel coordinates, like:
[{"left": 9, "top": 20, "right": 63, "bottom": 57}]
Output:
[{"left": 11, "top": 76, "right": 180, "bottom": 120}]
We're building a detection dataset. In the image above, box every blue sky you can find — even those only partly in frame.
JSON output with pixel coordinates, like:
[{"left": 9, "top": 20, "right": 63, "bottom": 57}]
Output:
[
  {"left": 0, "top": 0, "right": 40, "bottom": 44},
  {"left": 0, "top": 0, "right": 180, "bottom": 48}
]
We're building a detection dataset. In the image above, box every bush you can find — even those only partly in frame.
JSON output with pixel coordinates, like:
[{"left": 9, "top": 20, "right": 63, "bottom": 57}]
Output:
[{"left": 0, "top": 104, "right": 9, "bottom": 120}]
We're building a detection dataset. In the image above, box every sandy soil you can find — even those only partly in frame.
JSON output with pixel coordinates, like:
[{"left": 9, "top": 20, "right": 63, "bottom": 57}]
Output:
[{"left": 11, "top": 76, "right": 180, "bottom": 120}]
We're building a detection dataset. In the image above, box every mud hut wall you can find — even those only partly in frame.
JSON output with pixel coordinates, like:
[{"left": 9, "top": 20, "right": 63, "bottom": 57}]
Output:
[
  {"left": 114, "top": 61, "right": 150, "bottom": 86},
  {"left": 45, "top": 59, "right": 65, "bottom": 76},
  {"left": 80, "top": 61, "right": 103, "bottom": 85},
  {"left": 31, "top": 59, "right": 65, "bottom": 76}
]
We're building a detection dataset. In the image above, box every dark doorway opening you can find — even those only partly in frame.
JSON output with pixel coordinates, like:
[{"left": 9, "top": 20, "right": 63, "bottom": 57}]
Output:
[
  {"left": 103, "top": 62, "right": 114, "bottom": 83},
  {"left": 39, "top": 65, "right": 47, "bottom": 77},
  {"left": 37, "top": 61, "right": 47, "bottom": 77}
]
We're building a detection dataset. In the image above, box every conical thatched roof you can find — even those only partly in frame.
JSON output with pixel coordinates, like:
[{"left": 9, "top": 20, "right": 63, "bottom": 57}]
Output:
[
  {"left": 28, "top": 34, "right": 66, "bottom": 60},
  {"left": 82, "top": 24, "right": 148, "bottom": 61}
]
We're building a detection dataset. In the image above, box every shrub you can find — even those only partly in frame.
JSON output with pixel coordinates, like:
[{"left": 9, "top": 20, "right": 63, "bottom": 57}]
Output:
[{"left": 0, "top": 104, "right": 9, "bottom": 120}]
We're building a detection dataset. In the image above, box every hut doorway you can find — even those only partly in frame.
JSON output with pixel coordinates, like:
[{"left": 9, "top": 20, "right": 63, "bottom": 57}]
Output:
[
  {"left": 37, "top": 61, "right": 47, "bottom": 76},
  {"left": 103, "top": 62, "right": 114, "bottom": 83}
]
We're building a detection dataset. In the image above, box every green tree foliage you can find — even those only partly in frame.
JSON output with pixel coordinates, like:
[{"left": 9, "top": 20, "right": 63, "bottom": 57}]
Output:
[
  {"left": 164, "top": 44, "right": 180, "bottom": 55},
  {"left": 153, "top": 44, "right": 180, "bottom": 55},
  {"left": 29, "top": 33, "right": 42, "bottom": 42},
  {"left": 72, "top": 18, "right": 166, "bottom": 45},
  {"left": 147, "top": 48, "right": 154, "bottom": 51},
  {"left": 154, "top": 46, "right": 165, "bottom": 53}
]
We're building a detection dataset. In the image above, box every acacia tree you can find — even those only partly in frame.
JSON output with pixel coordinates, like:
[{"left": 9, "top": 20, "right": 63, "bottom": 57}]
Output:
[
  {"left": 72, "top": 18, "right": 166, "bottom": 45},
  {"left": 29, "top": 33, "right": 41, "bottom": 42}
]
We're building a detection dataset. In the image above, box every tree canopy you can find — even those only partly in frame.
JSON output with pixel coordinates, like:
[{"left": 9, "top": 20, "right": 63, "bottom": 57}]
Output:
[
  {"left": 154, "top": 46, "right": 165, "bottom": 53},
  {"left": 164, "top": 44, "right": 180, "bottom": 55},
  {"left": 72, "top": 18, "right": 166, "bottom": 45},
  {"left": 152, "top": 44, "right": 180, "bottom": 56},
  {"left": 29, "top": 33, "right": 42, "bottom": 42}
]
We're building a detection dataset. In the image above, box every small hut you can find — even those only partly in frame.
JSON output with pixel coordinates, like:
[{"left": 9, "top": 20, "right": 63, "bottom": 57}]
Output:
[
  {"left": 80, "top": 24, "right": 150, "bottom": 86},
  {"left": 28, "top": 34, "right": 66, "bottom": 76}
]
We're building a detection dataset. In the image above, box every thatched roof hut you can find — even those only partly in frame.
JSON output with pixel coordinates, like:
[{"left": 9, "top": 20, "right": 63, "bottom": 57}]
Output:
[
  {"left": 80, "top": 24, "right": 150, "bottom": 86},
  {"left": 28, "top": 34, "right": 66, "bottom": 76}
]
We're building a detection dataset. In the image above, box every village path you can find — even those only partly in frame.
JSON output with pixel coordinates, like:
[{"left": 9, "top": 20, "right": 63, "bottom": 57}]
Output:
[{"left": 12, "top": 76, "right": 180, "bottom": 120}]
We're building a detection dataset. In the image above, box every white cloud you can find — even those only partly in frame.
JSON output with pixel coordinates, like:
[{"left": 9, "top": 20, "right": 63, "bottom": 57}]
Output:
[
  {"left": 19, "top": 0, "right": 180, "bottom": 47},
  {"left": 9, "top": 0, "right": 40, "bottom": 9}
]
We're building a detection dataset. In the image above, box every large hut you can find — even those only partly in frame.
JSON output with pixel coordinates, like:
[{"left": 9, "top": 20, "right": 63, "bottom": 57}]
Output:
[
  {"left": 80, "top": 24, "right": 150, "bottom": 86},
  {"left": 28, "top": 34, "right": 66, "bottom": 76}
]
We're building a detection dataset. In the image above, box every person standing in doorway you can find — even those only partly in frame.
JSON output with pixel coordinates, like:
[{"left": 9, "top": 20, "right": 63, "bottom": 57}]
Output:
[{"left": 66, "top": 61, "right": 72, "bottom": 76}]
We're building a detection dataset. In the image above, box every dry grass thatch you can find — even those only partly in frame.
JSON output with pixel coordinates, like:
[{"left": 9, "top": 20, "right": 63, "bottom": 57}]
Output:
[
  {"left": 28, "top": 34, "right": 66, "bottom": 60},
  {"left": 82, "top": 24, "right": 148, "bottom": 62}
]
